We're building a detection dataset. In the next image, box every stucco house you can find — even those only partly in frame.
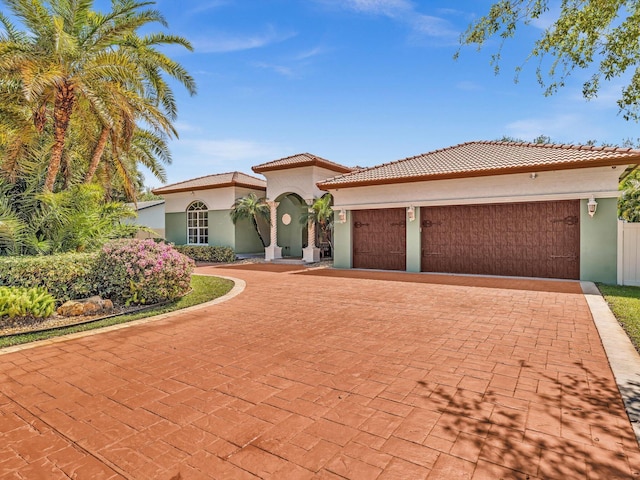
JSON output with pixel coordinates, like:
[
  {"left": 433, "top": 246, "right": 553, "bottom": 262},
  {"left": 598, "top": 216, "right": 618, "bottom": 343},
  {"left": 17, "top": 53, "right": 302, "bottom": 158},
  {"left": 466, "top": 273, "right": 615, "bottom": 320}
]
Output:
[
  {"left": 152, "top": 172, "right": 268, "bottom": 254},
  {"left": 124, "top": 200, "right": 165, "bottom": 239},
  {"left": 155, "top": 141, "right": 640, "bottom": 284}
]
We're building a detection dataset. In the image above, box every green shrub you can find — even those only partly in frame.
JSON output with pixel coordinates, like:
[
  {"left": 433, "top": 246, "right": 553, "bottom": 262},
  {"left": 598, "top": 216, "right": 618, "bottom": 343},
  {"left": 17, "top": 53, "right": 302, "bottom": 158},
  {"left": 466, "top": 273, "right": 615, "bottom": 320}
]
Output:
[
  {"left": 0, "top": 253, "right": 96, "bottom": 303},
  {"left": 0, "top": 287, "right": 55, "bottom": 319},
  {"left": 173, "top": 245, "right": 236, "bottom": 263},
  {"left": 94, "top": 239, "right": 194, "bottom": 305}
]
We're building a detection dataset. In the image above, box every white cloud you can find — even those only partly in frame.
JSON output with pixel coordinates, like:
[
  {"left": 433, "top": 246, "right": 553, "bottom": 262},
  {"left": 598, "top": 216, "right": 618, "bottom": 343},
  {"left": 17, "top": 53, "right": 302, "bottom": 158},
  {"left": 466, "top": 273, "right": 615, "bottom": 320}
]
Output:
[
  {"left": 185, "top": 0, "right": 229, "bottom": 16},
  {"left": 316, "top": 0, "right": 458, "bottom": 39},
  {"left": 456, "top": 80, "right": 483, "bottom": 91},
  {"left": 529, "top": 6, "right": 560, "bottom": 30},
  {"left": 174, "top": 121, "right": 201, "bottom": 134},
  {"left": 505, "top": 114, "right": 584, "bottom": 141},
  {"left": 411, "top": 14, "right": 458, "bottom": 38},
  {"left": 569, "top": 82, "right": 625, "bottom": 109},
  {"left": 192, "top": 26, "right": 297, "bottom": 53},
  {"left": 340, "top": 0, "right": 412, "bottom": 17},
  {"left": 251, "top": 45, "right": 328, "bottom": 78},
  {"left": 180, "top": 139, "right": 283, "bottom": 162},
  {"left": 294, "top": 46, "right": 327, "bottom": 61},
  {"left": 253, "top": 62, "right": 295, "bottom": 77}
]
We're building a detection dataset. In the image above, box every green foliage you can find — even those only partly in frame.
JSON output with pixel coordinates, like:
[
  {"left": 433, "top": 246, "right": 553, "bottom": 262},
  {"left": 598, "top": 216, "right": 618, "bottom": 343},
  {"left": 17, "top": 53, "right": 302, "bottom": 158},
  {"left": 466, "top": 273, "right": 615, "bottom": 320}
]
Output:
[
  {"left": 0, "top": 286, "right": 55, "bottom": 319},
  {"left": 620, "top": 169, "right": 640, "bottom": 222},
  {"left": 93, "top": 239, "right": 194, "bottom": 305},
  {"left": 230, "top": 193, "right": 270, "bottom": 247},
  {"left": 138, "top": 188, "right": 163, "bottom": 202},
  {"left": 459, "top": 0, "right": 640, "bottom": 120},
  {"left": 300, "top": 194, "right": 334, "bottom": 249},
  {"left": 496, "top": 135, "right": 526, "bottom": 143},
  {"left": 0, "top": 252, "right": 96, "bottom": 302},
  {"left": 173, "top": 245, "right": 236, "bottom": 263},
  {"left": 0, "top": 182, "right": 138, "bottom": 255}
]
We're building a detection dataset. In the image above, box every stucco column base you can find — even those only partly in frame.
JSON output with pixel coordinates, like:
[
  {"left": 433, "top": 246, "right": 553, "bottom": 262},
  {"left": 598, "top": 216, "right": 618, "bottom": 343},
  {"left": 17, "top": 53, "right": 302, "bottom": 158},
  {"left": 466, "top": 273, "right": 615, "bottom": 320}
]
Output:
[
  {"left": 265, "top": 245, "right": 282, "bottom": 261},
  {"left": 303, "top": 246, "right": 320, "bottom": 263}
]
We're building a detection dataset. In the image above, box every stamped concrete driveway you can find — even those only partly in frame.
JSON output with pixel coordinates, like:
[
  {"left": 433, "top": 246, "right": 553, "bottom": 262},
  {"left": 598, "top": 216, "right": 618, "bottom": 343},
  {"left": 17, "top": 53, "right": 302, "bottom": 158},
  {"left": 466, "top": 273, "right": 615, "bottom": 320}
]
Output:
[{"left": 1, "top": 265, "right": 639, "bottom": 479}]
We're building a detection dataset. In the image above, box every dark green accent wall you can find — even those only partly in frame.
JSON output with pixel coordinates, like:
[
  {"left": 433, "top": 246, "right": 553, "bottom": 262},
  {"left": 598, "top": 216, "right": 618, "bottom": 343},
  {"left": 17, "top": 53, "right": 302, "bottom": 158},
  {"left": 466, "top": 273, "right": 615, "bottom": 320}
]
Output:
[
  {"left": 235, "top": 217, "right": 265, "bottom": 254},
  {"left": 277, "top": 196, "right": 306, "bottom": 257},
  {"left": 580, "top": 197, "right": 618, "bottom": 284},
  {"left": 165, "top": 212, "right": 187, "bottom": 244},
  {"left": 208, "top": 210, "right": 235, "bottom": 248},
  {"left": 333, "top": 211, "right": 352, "bottom": 268}
]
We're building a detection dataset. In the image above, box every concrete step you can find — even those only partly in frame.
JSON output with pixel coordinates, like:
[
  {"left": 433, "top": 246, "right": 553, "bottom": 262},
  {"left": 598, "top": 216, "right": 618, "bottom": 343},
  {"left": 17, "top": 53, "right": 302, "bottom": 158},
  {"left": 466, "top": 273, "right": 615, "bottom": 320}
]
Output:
[{"left": 271, "top": 258, "right": 305, "bottom": 265}]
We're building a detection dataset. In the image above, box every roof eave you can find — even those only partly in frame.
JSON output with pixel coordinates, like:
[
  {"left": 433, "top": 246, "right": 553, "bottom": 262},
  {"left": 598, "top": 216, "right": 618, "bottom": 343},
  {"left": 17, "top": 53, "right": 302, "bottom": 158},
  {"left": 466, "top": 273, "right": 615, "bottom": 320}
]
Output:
[
  {"left": 253, "top": 160, "right": 353, "bottom": 174},
  {"left": 318, "top": 157, "right": 639, "bottom": 190},
  {"left": 152, "top": 182, "right": 266, "bottom": 195}
]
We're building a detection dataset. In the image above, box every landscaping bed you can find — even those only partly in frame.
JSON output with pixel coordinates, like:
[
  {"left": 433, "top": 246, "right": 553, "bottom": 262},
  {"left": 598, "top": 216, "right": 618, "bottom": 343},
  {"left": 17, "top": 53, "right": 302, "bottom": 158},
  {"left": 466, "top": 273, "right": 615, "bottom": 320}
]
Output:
[
  {"left": 0, "top": 303, "right": 157, "bottom": 337},
  {"left": 0, "top": 275, "right": 234, "bottom": 349}
]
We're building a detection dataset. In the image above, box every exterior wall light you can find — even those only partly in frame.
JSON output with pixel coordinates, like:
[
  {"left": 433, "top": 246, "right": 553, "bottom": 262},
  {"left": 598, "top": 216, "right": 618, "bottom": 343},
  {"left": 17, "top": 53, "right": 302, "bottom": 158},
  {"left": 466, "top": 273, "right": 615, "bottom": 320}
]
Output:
[
  {"left": 407, "top": 205, "right": 416, "bottom": 222},
  {"left": 530, "top": 172, "right": 537, "bottom": 179},
  {"left": 587, "top": 196, "right": 598, "bottom": 218},
  {"left": 337, "top": 209, "right": 346, "bottom": 223}
]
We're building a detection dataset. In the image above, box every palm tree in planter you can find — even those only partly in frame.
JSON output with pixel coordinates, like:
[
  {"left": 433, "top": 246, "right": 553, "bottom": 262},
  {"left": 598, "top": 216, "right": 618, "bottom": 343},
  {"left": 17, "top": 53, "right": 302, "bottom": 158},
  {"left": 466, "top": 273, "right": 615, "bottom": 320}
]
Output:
[
  {"left": 230, "top": 193, "right": 270, "bottom": 247},
  {"left": 301, "top": 194, "right": 334, "bottom": 257}
]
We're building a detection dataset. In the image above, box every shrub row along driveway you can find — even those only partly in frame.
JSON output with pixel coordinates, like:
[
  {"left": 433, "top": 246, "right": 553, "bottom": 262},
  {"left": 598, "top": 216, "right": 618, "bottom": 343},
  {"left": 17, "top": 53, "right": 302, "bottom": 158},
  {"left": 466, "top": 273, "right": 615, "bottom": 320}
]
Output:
[{"left": 1, "top": 266, "right": 639, "bottom": 479}]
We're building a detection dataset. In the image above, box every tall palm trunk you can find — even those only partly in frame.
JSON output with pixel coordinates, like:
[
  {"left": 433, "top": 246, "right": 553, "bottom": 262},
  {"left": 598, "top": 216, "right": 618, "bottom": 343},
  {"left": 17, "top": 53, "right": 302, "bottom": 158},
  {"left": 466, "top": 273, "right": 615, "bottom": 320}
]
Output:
[
  {"left": 252, "top": 215, "right": 267, "bottom": 247},
  {"left": 84, "top": 125, "right": 110, "bottom": 183},
  {"left": 44, "top": 82, "right": 75, "bottom": 192}
]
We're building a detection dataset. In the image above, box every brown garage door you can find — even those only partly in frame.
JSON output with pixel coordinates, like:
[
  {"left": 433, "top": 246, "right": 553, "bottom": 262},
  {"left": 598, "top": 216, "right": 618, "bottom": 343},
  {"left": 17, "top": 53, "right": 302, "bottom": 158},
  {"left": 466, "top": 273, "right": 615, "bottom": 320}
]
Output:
[
  {"left": 421, "top": 200, "right": 580, "bottom": 279},
  {"left": 353, "top": 208, "right": 406, "bottom": 270}
]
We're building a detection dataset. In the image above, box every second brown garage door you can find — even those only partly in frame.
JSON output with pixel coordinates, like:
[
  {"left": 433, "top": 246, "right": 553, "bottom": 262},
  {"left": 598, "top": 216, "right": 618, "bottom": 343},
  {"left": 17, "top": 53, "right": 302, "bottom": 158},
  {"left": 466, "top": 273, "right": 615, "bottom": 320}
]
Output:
[
  {"left": 353, "top": 208, "right": 406, "bottom": 270},
  {"left": 421, "top": 200, "right": 580, "bottom": 279}
]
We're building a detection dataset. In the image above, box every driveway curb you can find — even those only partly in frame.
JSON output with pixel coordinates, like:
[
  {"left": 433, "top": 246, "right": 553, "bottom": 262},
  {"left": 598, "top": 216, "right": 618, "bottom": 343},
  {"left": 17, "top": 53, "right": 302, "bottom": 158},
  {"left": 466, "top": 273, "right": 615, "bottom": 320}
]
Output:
[
  {"left": 582, "top": 281, "right": 640, "bottom": 446},
  {"left": 0, "top": 274, "right": 245, "bottom": 356}
]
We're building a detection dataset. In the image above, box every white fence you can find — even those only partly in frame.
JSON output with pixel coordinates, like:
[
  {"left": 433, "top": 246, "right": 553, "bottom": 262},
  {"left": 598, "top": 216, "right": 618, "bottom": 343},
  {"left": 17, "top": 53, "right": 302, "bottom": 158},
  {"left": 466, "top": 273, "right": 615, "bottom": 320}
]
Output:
[{"left": 619, "top": 221, "right": 640, "bottom": 286}]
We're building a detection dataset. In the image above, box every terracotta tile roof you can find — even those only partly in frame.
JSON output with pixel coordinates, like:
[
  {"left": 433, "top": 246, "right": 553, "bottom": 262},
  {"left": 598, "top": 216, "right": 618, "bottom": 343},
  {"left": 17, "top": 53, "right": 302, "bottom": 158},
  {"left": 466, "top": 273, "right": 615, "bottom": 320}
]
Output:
[
  {"left": 318, "top": 141, "right": 640, "bottom": 189},
  {"left": 252, "top": 153, "right": 353, "bottom": 174},
  {"left": 152, "top": 172, "right": 266, "bottom": 195}
]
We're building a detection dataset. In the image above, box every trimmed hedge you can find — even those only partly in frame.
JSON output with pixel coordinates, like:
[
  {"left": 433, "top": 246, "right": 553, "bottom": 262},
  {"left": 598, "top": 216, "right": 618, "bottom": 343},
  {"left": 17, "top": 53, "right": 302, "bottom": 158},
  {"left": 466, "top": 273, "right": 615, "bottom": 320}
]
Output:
[
  {"left": 173, "top": 245, "right": 236, "bottom": 263},
  {"left": 0, "top": 240, "right": 198, "bottom": 307},
  {"left": 0, "top": 253, "right": 97, "bottom": 303}
]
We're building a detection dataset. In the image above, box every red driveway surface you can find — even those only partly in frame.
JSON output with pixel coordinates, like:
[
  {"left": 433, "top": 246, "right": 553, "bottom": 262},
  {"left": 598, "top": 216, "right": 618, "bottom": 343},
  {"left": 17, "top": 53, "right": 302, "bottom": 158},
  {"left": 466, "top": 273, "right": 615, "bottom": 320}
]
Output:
[{"left": 1, "top": 266, "right": 639, "bottom": 479}]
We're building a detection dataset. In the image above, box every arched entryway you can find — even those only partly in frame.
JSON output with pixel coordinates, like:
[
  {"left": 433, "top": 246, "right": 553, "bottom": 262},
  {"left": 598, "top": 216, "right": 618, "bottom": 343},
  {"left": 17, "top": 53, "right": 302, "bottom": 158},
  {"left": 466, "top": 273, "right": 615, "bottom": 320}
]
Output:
[{"left": 275, "top": 193, "right": 307, "bottom": 258}]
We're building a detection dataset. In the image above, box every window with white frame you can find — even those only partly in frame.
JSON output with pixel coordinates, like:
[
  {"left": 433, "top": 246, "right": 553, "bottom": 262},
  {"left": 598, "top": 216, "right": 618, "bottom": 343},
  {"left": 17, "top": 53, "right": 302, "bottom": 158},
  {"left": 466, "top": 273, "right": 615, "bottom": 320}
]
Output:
[{"left": 187, "top": 201, "right": 208, "bottom": 244}]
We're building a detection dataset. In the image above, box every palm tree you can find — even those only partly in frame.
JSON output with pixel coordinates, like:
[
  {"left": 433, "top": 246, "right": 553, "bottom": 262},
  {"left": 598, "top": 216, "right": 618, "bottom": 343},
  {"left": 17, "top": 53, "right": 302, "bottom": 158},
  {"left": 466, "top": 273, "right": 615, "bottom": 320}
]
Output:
[
  {"left": 301, "top": 194, "right": 334, "bottom": 252},
  {"left": 0, "top": 0, "right": 195, "bottom": 192},
  {"left": 230, "top": 193, "right": 270, "bottom": 247},
  {"left": 94, "top": 127, "right": 170, "bottom": 202}
]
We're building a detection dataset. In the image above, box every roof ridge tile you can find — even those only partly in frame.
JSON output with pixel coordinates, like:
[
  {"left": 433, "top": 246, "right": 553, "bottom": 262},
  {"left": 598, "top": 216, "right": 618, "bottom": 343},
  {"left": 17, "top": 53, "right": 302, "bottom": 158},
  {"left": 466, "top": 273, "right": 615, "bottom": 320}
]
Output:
[{"left": 252, "top": 152, "right": 353, "bottom": 173}]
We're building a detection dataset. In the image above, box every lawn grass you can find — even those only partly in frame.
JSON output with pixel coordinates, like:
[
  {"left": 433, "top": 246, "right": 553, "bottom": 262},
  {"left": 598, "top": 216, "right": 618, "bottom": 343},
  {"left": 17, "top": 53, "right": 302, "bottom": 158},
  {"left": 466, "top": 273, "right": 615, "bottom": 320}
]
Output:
[
  {"left": 0, "top": 275, "right": 234, "bottom": 349},
  {"left": 598, "top": 283, "right": 640, "bottom": 353}
]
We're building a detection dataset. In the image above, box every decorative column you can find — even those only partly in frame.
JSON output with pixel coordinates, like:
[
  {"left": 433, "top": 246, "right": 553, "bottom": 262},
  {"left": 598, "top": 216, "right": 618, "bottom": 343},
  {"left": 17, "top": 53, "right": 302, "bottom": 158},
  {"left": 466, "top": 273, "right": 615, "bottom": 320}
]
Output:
[
  {"left": 302, "top": 199, "right": 320, "bottom": 263},
  {"left": 265, "top": 201, "right": 282, "bottom": 261}
]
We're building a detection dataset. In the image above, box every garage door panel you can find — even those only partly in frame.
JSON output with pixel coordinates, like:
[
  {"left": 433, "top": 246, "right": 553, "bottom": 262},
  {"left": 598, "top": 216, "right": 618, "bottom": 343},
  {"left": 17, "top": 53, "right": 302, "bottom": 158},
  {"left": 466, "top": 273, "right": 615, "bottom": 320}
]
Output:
[
  {"left": 421, "top": 200, "right": 580, "bottom": 279},
  {"left": 353, "top": 209, "right": 406, "bottom": 271}
]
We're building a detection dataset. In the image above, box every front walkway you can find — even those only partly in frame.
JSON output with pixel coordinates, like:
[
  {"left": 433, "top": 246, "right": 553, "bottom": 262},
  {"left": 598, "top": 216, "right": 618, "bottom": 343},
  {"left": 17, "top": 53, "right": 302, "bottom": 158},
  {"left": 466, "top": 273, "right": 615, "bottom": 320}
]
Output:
[{"left": 1, "top": 266, "right": 639, "bottom": 479}]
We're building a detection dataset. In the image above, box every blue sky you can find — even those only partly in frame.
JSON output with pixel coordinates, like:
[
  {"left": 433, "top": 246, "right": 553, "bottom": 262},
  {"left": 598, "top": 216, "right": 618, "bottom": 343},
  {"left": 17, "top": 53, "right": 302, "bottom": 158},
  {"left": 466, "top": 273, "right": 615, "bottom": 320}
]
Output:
[{"left": 128, "top": 0, "right": 638, "bottom": 188}]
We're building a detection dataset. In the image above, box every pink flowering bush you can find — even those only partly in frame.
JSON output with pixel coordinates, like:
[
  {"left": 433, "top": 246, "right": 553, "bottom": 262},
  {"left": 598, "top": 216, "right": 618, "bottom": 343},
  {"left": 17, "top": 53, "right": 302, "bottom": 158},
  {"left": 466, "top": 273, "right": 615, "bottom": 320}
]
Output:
[{"left": 94, "top": 239, "right": 195, "bottom": 305}]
